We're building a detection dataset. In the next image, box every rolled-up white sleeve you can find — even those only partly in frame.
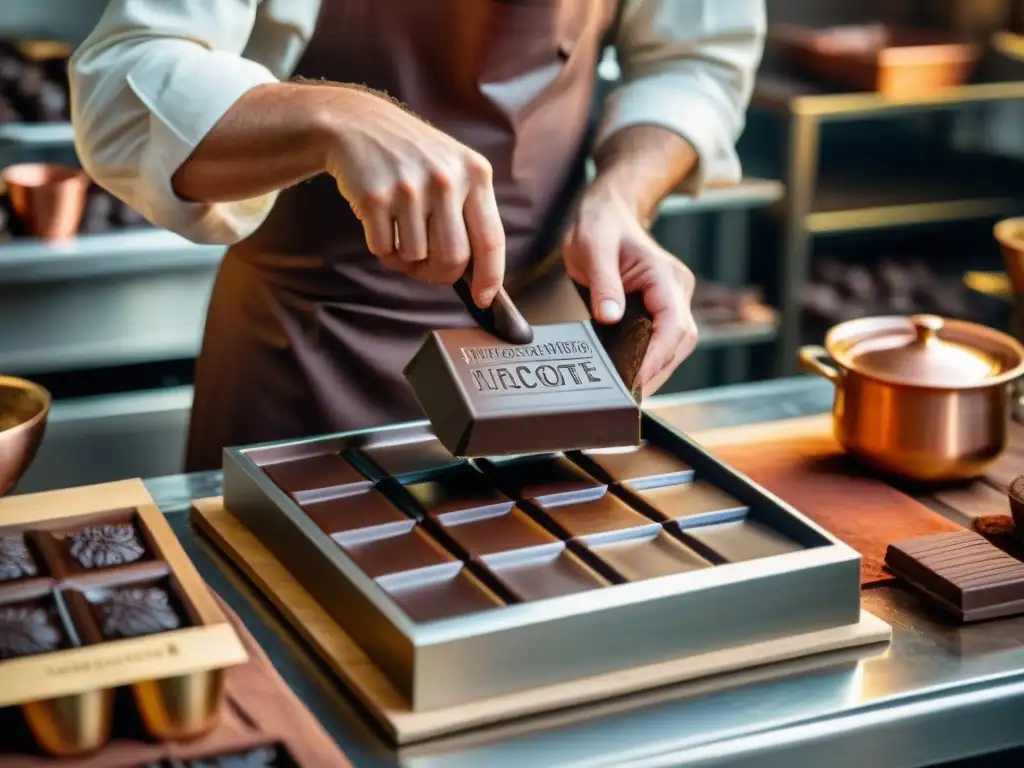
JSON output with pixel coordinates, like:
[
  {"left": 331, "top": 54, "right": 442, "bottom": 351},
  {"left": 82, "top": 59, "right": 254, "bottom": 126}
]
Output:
[
  {"left": 69, "top": 0, "right": 280, "bottom": 244},
  {"left": 599, "top": 0, "right": 766, "bottom": 192}
]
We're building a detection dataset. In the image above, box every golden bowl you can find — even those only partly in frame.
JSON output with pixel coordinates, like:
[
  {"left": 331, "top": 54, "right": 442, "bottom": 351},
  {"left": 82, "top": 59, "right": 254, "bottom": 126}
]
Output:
[{"left": 0, "top": 376, "right": 51, "bottom": 496}]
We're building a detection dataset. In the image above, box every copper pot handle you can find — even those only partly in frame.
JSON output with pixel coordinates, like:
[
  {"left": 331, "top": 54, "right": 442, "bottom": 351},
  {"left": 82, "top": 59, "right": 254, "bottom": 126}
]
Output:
[{"left": 798, "top": 345, "right": 843, "bottom": 385}]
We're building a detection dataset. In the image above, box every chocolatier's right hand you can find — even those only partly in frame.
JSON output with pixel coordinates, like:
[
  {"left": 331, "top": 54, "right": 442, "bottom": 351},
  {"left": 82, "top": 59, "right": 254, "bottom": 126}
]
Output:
[{"left": 322, "top": 86, "right": 506, "bottom": 308}]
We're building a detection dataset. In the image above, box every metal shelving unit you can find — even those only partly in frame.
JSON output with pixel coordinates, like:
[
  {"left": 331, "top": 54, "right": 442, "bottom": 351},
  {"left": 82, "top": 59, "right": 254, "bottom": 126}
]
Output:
[{"left": 755, "top": 72, "right": 1024, "bottom": 375}]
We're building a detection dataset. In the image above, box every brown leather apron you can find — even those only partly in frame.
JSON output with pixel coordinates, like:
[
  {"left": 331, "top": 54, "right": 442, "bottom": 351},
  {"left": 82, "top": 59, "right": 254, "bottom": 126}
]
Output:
[{"left": 185, "top": 0, "right": 616, "bottom": 471}]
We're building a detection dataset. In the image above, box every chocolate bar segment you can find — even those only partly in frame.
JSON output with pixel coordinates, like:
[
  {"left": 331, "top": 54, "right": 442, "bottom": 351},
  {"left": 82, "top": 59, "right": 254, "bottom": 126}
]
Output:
[
  {"left": 633, "top": 481, "right": 748, "bottom": 526},
  {"left": 480, "top": 547, "right": 609, "bottom": 601},
  {"left": 578, "top": 442, "right": 694, "bottom": 489},
  {"left": 437, "top": 506, "right": 559, "bottom": 560},
  {"left": 480, "top": 454, "right": 607, "bottom": 508},
  {"left": 538, "top": 494, "right": 657, "bottom": 539},
  {"left": 339, "top": 526, "right": 456, "bottom": 580},
  {"left": 381, "top": 567, "right": 504, "bottom": 623},
  {"left": 301, "top": 490, "right": 414, "bottom": 545},
  {"left": 403, "top": 465, "right": 514, "bottom": 520},
  {"left": 885, "top": 530, "right": 1024, "bottom": 622},
  {"left": 583, "top": 529, "right": 711, "bottom": 581},
  {"left": 683, "top": 519, "right": 804, "bottom": 563},
  {"left": 404, "top": 322, "right": 640, "bottom": 457},
  {"left": 262, "top": 453, "right": 371, "bottom": 503},
  {"left": 356, "top": 436, "right": 464, "bottom": 481}
]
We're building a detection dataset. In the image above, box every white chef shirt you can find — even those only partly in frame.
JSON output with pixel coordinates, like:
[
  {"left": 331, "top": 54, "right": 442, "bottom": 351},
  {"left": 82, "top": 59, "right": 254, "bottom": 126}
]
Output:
[{"left": 69, "top": 0, "right": 765, "bottom": 246}]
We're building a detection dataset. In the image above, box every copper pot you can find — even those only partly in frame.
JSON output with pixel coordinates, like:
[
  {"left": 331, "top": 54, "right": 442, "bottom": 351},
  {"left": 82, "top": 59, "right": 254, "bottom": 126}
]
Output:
[
  {"left": 799, "top": 315, "right": 1024, "bottom": 483},
  {"left": 0, "top": 376, "right": 51, "bottom": 496},
  {"left": 1, "top": 163, "right": 89, "bottom": 240}
]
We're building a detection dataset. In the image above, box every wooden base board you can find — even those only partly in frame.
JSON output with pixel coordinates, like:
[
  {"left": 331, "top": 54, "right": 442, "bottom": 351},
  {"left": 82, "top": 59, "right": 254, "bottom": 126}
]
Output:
[{"left": 191, "top": 497, "right": 891, "bottom": 745}]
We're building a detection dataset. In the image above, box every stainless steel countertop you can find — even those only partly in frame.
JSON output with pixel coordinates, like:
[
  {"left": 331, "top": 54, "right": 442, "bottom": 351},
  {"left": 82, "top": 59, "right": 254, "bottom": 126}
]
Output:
[{"left": 146, "top": 376, "right": 1024, "bottom": 768}]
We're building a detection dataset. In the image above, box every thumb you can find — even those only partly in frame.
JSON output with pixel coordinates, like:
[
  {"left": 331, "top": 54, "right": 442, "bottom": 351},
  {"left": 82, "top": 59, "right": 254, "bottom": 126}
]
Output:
[{"left": 575, "top": 230, "right": 625, "bottom": 324}]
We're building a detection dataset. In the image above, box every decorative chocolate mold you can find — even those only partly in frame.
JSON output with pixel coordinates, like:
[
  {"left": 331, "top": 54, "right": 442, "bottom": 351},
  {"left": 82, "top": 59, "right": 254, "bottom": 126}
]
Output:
[
  {"left": 68, "top": 523, "right": 146, "bottom": 569},
  {"left": 89, "top": 584, "right": 183, "bottom": 640},
  {"left": 0, "top": 534, "right": 38, "bottom": 581},
  {"left": 0, "top": 601, "right": 63, "bottom": 659}
]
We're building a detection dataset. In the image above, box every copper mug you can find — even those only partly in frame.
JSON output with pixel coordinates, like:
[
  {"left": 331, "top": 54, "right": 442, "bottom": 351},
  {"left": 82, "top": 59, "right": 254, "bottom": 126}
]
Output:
[{"left": 799, "top": 315, "right": 1024, "bottom": 483}]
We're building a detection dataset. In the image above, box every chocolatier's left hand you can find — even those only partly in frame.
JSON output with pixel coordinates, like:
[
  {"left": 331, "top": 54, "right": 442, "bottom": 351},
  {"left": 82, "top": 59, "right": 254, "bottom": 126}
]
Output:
[{"left": 563, "top": 184, "right": 698, "bottom": 396}]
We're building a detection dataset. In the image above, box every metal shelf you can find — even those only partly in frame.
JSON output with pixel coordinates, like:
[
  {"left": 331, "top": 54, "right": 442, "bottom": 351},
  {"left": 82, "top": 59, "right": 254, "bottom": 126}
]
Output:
[
  {"left": 0, "top": 122, "right": 75, "bottom": 147},
  {"left": 0, "top": 228, "right": 225, "bottom": 282},
  {"left": 697, "top": 319, "right": 778, "bottom": 349}
]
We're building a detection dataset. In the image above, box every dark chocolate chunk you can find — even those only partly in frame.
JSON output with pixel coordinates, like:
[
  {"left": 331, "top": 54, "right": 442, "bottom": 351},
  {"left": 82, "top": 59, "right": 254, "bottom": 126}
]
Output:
[
  {"left": 358, "top": 436, "right": 463, "bottom": 480},
  {"left": 538, "top": 494, "right": 657, "bottom": 539},
  {"left": 586, "top": 530, "right": 711, "bottom": 581},
  {"left": 683, "top": 519, "right": 803, "bottom": 563},
  {"left": 586, "top": 292, "right": 653, "bottom": 399},
  {"left": 383, "top": 568, "right": 503, "bottom": 623},
  {"left": 340, "top": 527, "right": 456, "bottom": 579},
  {"left": 439, "top": 507, "right": 559, "bottom": 560},
  {"left": 302, "top": 489, "right": 414, "bottom": 544},
  {"left": 404, "top": 322, "right": 640, "bottom": 457},
  {"left": 885, "top": 531, "right": 1024, "bottom": 622},
  {"left": 404, "top": 464, "right": 513, "bottom": 520},
  {"left": 94, "top": 586, "right": 182, "bottom": 639},
  {"left": 481, "top": 454, "right": 607, "bottom": 507},
  {"left": 262, "top": 452, "right": 371, "bottom": 503},
  {"left": 69, "top": 524, "right": 146, "bottom": 569},
  {"left": 0, "top": 534, "right": 38, "bottom": 581},
  {"left": 633, "top": 481, "right": 748, "bottom": 525},
  {"left": 482, "top": 548, "right": 607, "bottom": 601},
  {"left": 0, "top": 605, "right": 62, "bottom": 659},
  {"left": 580, "top": 442, "right": 694, "bottom": 489}
]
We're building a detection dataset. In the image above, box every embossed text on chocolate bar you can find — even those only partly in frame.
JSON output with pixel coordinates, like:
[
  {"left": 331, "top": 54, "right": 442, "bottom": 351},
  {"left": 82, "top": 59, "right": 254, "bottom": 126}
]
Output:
[{"left": 459, "top": 339, "right": 610, "bottom": 394}]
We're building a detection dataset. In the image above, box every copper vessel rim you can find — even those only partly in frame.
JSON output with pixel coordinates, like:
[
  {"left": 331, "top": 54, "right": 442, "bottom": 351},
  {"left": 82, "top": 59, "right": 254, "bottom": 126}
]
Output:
[
  {"left": 995, "top": 217, "right": 1024, "bottom": 251},
  {"left": 822, "top": 315, "right": 1024, "bottom": 390},
  {"left": 0, "top": 375, "right": 52, "bottom": 437}
]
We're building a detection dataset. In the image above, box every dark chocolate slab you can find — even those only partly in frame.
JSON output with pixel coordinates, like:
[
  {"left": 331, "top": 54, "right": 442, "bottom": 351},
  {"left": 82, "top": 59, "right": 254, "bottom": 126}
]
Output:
[
  {"left": 356, "top": 437, "right": 464, "bottom": 481},
  {"left": 538, "top": 494, "right": 658, "bottom": 539},
  {"left": 0, "top": 597, "right": 66, "bottom": 659},
  {"left": 437, "top": 506, "right": 559, "bottom": 560},
  {"left": 683, "top": 519, "right": 803, "bottom": 563},
  {"left": 0, "top": 534, "right": 40, "bottom": 582},
  {"left": 480, "top": 454, "right": 607, "bottom": 508},
  {"left": 578, "top": 442, "right": 694, "bottom": 489},
  {"left": 339, "top": 527, "right": 456, "bottom": 579},
  {"left": 404, "top": 464, "right": 513, "bottom": 520},
  {"left": 404, "top": 322, "right": 640, "bottom": 457},
  {"left": 634, "top": 481, "right": 748, "bottom": 526},
  {"left": 381, "top": 567, "right": 504, "bottom": 623},
  {"left": 886, "top": 531, "right": 1024, "bottom": 622},
  {"left": 262, "top": 453, "right": 371, "bottom": 503},
  {"left": 302, "top": 490, "right": 414, "bottom": 545},
  {"left": 584, "top": 529, "right": 711, "bottom": 581},
  {"left": 481, "top": 547, "right": 608, "bottom": 601}
]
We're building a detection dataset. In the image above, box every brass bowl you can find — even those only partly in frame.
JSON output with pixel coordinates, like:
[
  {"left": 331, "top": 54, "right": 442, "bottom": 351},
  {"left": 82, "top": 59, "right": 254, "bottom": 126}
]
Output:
[{"left": 0, "top": 376, "right": 51, "bottom": 496}]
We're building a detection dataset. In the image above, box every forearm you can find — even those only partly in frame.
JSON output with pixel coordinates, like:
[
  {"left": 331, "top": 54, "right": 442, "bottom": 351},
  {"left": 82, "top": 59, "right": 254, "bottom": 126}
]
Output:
[
  {"left": 172, "top": 82, "right": 341, "bottom": 203},
  {"left": 590, "top": 125, "right": 697, "bottom": 227}
]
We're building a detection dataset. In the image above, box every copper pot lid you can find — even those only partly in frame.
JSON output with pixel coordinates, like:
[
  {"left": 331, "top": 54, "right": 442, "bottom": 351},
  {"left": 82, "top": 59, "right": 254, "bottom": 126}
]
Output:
[{"left": 825, "top": 314, "right": 1024, "bottom": 388}]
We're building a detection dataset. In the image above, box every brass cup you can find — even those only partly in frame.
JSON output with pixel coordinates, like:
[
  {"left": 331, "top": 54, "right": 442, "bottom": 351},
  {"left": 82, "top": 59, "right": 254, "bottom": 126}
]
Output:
[
  {"left": 1, "top": 163, "right": 89, "bottom": 240},
  {"left": 0, "top": 375, "right": 51, "bottom": 496},
  {"left": 133, "top": 669, "right": 226, "bottom": 741},
  {"left": 21, "top": 689, "right": 114, "bottom": 757},
  {"left": 995, "top": 217, "right": 1024, "bottom": 296}
]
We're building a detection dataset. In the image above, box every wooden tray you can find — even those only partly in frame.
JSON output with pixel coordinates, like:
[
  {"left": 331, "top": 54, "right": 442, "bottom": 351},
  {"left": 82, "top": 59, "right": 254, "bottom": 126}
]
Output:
[{"left": 191, "top": 497, "right": 890, "bottom": 745}]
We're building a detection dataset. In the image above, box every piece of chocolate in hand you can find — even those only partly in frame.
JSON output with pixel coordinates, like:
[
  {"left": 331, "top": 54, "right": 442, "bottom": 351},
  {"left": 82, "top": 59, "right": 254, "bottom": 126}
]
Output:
[
  {"left": 405, "top": 321, "right": 640, "bottom": 457},
  {"left": 576, "top": 289, "right": 652, "bottom": 398}
]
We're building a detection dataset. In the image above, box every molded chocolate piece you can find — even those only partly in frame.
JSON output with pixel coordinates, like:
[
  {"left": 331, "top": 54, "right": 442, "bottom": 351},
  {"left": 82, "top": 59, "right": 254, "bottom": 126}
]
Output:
[
  {"left": 482, "top": 547, "right": 608, "bottom": 601},
  {"left": 584, "top": 529, "right": 711, "bottom": 581},
  {"left": 382, "top": 567, "right": 504, "bottom": 623},
  {"left": 438, "top": 507, "right": 559, "bottom": 560},
  {"left": 538, "top": 494, "right": 657, "bottom": 539},
  {"left": 358, "top": 437, "right": 463, "bottom": 480},
  {"left": 340, "top": 527, "right": 456, "bottom": 579},
  {"left": 302, "top": 490, "right": 413, "bottom": 544},
  {"left": 885, "top": 531, "right": 1024, "bottom": 622},
  {"left": 633, "top": 481, "right": 748, "bottom": 526},
  {"left": 0, "top": 602, "right": 63, "bottom": 659},
  {"left": 91, "top": 585, "right": 182, "bottom": 639},
  {"left": 262, "top": 453, "right": 371, "bottom": 503},
  {"left": 481, "top": 454, "right": 607, "bottom": 508},
  {"left": 404, "top": 464, "right": 513, "bottom": 520},
  {"left": 0, "top": 534, "right": 38, "bottom": 581},
  {"left": 404, "top": 322, "right": 640, "bottom": 457},
  {"left": 68, "top": 524, "right": 146, "bottom": 569},
  {"left": 579, "top": 442, "right": 695, "bottom": 489},
  {"left": 684, "top": 519, "right": 803, "bottom": 563}
]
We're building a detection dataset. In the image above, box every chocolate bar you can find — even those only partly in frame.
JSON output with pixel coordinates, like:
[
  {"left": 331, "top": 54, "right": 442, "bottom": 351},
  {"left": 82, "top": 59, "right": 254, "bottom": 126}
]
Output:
[
  {"left": 404, "top": 322, "right": 640, "bottom": 457},
  {"left": 885, "top": 530, "right": 1024, "bottom": 622}
]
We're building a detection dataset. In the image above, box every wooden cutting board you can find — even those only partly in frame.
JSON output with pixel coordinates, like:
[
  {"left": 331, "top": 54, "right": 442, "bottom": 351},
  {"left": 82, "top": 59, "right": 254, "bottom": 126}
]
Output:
[{"left": 688, "top": 415, "right": 962, "bottom": 587}]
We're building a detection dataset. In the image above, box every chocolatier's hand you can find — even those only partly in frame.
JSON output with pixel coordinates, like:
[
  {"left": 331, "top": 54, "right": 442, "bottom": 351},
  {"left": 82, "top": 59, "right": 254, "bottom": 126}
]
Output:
[
  {"left": 563, "top": 184, "right": 698, "bottom": 396},
  {"left": 323, "top": 87, "right": 506, "bottom": 307}
]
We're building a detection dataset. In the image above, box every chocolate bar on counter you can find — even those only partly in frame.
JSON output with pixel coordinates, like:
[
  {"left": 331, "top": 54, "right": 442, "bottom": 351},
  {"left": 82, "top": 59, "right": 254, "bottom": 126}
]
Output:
[{"left": 885, "top": 531, "right": 1024, "bottom": 622}]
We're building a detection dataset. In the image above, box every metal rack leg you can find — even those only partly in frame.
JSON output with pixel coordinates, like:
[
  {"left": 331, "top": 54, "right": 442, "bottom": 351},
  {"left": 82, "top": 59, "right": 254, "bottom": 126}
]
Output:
[{"left": 777, "top": 112, "right": 821, "bottom": 377}]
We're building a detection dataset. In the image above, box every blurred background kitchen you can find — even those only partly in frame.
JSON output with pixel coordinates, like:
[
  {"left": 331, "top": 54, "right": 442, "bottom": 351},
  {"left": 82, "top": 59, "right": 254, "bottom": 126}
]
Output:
[{"left": 2, "top": 0, "right": 1024, "bottom": 493}]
